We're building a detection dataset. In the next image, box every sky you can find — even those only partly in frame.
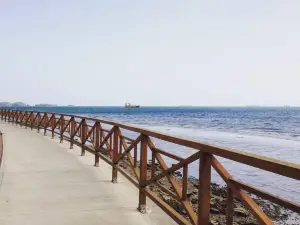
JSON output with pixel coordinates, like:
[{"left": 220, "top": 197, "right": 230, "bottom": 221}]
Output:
[{"left": 0, "top": 1, "right": 299, "bottom": 106}]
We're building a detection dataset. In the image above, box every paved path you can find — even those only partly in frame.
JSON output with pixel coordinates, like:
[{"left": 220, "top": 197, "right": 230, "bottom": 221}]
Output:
[{"left": 0, "top": 121, "right": 176, "bottom": 225}]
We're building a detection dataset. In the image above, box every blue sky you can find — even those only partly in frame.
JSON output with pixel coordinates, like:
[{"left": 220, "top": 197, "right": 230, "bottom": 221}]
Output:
[{"left": 0, "top": 1, "right": 299, "bottom": 106}]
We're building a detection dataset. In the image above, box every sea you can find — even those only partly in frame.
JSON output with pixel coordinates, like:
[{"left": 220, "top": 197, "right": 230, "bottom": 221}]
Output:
[{"left": 8, "top": 106, "right": 300, "bottom": 204}]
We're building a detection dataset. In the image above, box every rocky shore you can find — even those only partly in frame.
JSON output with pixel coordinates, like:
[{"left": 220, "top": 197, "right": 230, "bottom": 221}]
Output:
[{"left": 116, "top": 157, "right": 297, "bottom": 225}]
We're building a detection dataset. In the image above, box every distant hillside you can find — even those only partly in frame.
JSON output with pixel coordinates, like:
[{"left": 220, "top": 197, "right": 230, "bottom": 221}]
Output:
[
  {"left": 34, "top": 104, "right": 58, "bottom": 107},
  {"left": 0, "top": 102, "right": 59, "bottom": 107},
  {"left": 0, "top": 102, "right": 11, "bottom": 107},
  {"left": 0, "top": 102, "right": 29, "bottom": 107}
]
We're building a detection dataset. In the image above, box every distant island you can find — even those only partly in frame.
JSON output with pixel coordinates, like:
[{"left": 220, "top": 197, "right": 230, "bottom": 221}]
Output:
[
  {"left": 0, "top": 102, "right": 58, "bottom": 107},
  {"left": 34, "top": 104, "right": 58, "bottom": 107},
  {"left": 0, "top": 102, "right": 29, "bottom": 107}
]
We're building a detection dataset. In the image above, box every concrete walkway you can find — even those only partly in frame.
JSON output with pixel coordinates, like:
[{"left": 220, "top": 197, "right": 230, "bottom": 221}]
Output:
[{"left": 0, "top": 121, "right": 176, "bottom": 225}]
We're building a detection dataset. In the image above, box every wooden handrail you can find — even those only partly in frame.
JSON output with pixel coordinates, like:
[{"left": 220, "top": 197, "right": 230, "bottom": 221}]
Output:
[
  {"left": 1, "top": 108, "right": 300, "bottom": 225},
  {"left": 228, "top": 178, "right": 300, "bottom": 213}
]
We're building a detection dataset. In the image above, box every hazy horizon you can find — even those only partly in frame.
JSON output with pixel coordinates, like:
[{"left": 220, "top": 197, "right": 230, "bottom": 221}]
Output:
[
  {"left": 1, "top": 103, "right": 299, "bottom": 108},
  {"left": 1, "top": 1, "right": 300, "bottom": 106}
]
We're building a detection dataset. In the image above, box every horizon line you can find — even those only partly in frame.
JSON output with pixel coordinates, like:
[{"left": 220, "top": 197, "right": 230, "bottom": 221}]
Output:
[{"left": 1, "top": 105, "right": 299, "bottom": 108}]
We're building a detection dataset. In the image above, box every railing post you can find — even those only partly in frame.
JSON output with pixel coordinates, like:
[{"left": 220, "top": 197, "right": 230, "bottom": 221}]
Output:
[
  {"left": 25, "top": 112, "right": 32, "bottom": 129},
  {"left": 70, "top": 118, "right": 75, "bottom": 149},
  {"left": 44, "top": 114, "right": 48, "bottom": 136},
  {"left": 182, "top": 164, "right": 188, "bottom": 201},
  {"left": 27, "top": 113, "right": 30, "bottom": 128},
  {"left": 24, "top": 112, "right": 28, "bottom": 129},
  {"left": 198, "top": 152, "right": 212, "bottom": 225},
  {"left": 60, "top": 116, "right": 64, "bottom": 143},
  {"left": 29, "top": 113, "right": 33, "bottom": 129},
  {"left": 15, "top": 111, "right": 20, "bottom": 126},
  {"left": 15, "top": 111, "right": 18, "bottom": 125},
  {"left": 30, "top": 113, "right": 34, "bottom": 130},
  {"left": 8, "top": 111, "right": 12, "bottom": 123},
  {"left": 25, "top": 112, "right": 28, "bottom": 129},
  {"left": 94, "top": 122, "right": 100, "bottom": 167},
  {"left": 37, "top": 114, "right": 41, "bottom": 133},
  {"left": 20, "top": 112, "right": 23, "bottom": 127},
  {"left": 226, "top": 186, "right": 234, "bottom": 225},
  {"left": 112, "top": 127, "right": 119, "bottom": 183},
  {"left": 51, "top": 115, "right": 56, "bottom": 139},
  {"left": 13, "top": 111, "right": 15, "bottom": 124},
  {"left": 30, "top": 113, "right": 33, "bottom": 130},
  {"left": 151, "top": 150, "right": 156, "bottom": 178},
  {"left": 138, "top": 134, "right": 148, "bottom": 214},
  {"left": 81, "top": 119, "right": 86, "bottom": 156},
  {"left": 134, "top": 144, "right": 137, "bottom": 167},
  {"left": 14, "top": 111, "right": 17, "bottom": 124},
  {"left": 119, "top": 138, "right": 122, "bottom": 155},
  {"left": 100, "top": 128, "right": 103, "bottom": 144},
  {"left": 110, "top": 134, "right": 112, "bottom": 151}
]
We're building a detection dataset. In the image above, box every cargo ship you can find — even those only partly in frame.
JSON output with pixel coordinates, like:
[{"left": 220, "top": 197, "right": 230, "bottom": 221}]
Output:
[{"left": 125, "top": 103, "right": 140, "bottom": 108}]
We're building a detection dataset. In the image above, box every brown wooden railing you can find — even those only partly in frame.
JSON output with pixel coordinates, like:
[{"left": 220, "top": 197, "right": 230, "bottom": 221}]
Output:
[{"left": 0, "top": 109, "right": 300, "bottom": 225}]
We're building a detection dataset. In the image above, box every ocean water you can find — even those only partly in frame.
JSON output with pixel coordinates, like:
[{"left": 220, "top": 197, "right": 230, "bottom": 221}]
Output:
[{"left": 9, "top": 106, "right": 300, "bottom": 204}]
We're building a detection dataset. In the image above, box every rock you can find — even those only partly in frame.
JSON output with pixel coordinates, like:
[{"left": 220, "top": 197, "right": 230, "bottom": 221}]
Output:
[
  {"left": 234, "top": 207, "right": 249, "bottom": 217},
  {"left": 243, "top": 220, "right": 259, "bottom": 225},
  {"left": 211, "top": 195, "right": 224, "bottom": 202},
  {"left": 169, "top": 199, "right": 184, "bottom": 212},
  {"left": 210, "top": 198, "right": 216, "bottom": 206},
  {"left": 187, "top": 190, "right": 193, "bottom": 197},
  {"left": 210, "top": 207, "right": 220, "bottom": 214},
  {"left": 209, "top": 219, "right": 219, "bottom": 225},
  {"left": 190, "top": 196, "right": 198, "bottom": 204},
  {"left": 158, "top": 180, "right": 164, "bottom": 186},
  {"left": 161, "top": 194, "right": 183, "bottom": 213},
  {"left": 162, "top": 195, "right": 171, "bottom": 202}
]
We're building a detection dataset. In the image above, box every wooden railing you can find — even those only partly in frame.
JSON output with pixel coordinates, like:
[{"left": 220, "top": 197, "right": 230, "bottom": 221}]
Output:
[{"left": 0, "top": 109, "right": 300, "bottom": 225}]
